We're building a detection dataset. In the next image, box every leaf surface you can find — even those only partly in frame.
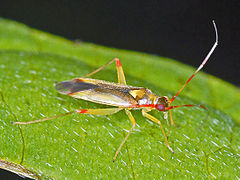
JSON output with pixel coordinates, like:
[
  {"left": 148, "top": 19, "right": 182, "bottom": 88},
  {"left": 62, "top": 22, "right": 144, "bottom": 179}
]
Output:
[{"left": 0, "top": 19, "right": 239, "bottom": 179}]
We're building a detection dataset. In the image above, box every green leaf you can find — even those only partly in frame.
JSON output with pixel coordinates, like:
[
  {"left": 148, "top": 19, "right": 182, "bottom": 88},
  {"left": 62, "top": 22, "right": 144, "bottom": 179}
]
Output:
[{"left": 0, "top": 18, "right": 239, "bottom": 179}]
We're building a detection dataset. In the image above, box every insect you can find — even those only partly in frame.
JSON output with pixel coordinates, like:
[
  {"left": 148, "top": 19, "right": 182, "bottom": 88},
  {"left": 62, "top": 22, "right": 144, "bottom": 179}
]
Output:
[{"left": 13, "top": 21, "right": 218, "bottom": 162}]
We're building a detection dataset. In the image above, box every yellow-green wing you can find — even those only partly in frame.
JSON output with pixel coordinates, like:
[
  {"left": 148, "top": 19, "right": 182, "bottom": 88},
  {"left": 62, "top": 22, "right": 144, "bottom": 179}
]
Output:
[{"left": 55, "top": 78, "right": 145, "bottom": 107}]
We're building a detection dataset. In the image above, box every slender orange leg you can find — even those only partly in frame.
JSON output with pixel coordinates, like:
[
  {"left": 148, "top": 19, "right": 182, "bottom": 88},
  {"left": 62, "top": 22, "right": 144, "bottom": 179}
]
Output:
[
  {"left": 142, "top": 109, "right": 174, "bottom": 153},
  {"left": 83, "top": 58, "right": 127, "bottom": 85},
  {"left": 169, "top": 109, "right": 175, "bottom": 126},
  {"left": 163, "top": 110, "right": 175, "bottom": 138},
  {"left": 163, "top": 111, "right": 170, "bottom": 137},
  {"left": 13, "top": 108, "right": 123, "bottom": 125},
  {"left": 113, "top": 109, "right": 136, "bottom": 162}
]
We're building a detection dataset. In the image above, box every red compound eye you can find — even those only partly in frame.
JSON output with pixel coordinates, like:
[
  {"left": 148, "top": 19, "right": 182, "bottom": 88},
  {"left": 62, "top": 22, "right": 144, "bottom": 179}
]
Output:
[{"left": 156, "top": 104, "right": 165, "bottom": 111}]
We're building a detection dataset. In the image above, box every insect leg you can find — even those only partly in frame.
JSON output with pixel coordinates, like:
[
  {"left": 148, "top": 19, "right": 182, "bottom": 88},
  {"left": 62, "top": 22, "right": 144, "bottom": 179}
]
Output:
[
  {"left": 142, "top": 109, "right": 174, "bottom": 153},
  {"left": 77, "top": 108, "right": 122, "bottom": 115},
  {"left": 163, "top": 111, "right": 170, "bottom": 137},
  {"left": 83, "top": 58, "right": 127, "bottom": 85},
  {"left": 113, "top": 109, "right": 135, "bottom": 162},
  {"left": 13, "top": 108, "right": 122, "bottom": 125},
  {"left": 169, "top": 109, "right": 175, "bottom": 126},
  {"left": 12, "top": 111, "right": 76, "bottom": 125},
  {"left": 164, "top": 110, "right": 175, "bottom": 138},
  {"left": 115, "top": 58, "right": 126, "bottom": 85}
]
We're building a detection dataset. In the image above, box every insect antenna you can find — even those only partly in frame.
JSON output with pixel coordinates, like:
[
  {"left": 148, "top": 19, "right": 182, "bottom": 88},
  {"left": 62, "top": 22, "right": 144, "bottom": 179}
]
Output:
[
  {"left": 169, "top": 20, "right": 218, "bottom": 105},
  {"left": 12, "top": 111, "right": 77, "bottom": 125},
  {"left": 166, "top": 104, "right": 206, "bottom": 111}
]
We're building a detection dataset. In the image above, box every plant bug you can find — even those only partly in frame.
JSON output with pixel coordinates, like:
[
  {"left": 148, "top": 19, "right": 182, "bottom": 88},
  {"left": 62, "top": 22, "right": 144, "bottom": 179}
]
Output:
[{"left": 13, "top": 21, "right": 218, "bottom": 162}]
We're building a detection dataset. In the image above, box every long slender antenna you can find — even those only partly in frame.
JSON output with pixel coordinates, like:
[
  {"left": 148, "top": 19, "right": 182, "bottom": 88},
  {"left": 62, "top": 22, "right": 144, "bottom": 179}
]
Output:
[
  {"left": 169, "top": 20, "right": 218, "bottom": 104},
  {"left": 166, "top": 104, "right": 206, "bottom": 110}
]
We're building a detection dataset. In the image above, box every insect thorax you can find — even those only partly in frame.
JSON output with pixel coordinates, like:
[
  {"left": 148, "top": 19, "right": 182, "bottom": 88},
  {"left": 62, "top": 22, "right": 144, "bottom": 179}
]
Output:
[{"left": 128, "top": 89, "right": 159, "bottom": 106}]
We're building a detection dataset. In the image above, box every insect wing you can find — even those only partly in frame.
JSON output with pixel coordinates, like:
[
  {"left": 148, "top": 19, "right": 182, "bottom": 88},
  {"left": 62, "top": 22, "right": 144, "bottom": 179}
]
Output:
[
  {"left": 55, "top": 79, "right": 98, "bottom": 94},
  {"left": 55, "top": 78, "right": 139, "bottom": 107}
]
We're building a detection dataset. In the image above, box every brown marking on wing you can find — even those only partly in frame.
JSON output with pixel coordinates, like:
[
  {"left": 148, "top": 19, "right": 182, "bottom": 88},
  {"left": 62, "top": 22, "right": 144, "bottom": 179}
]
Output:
[{"left": 55, "top": 80, "right": 98, "bottom": 95}]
